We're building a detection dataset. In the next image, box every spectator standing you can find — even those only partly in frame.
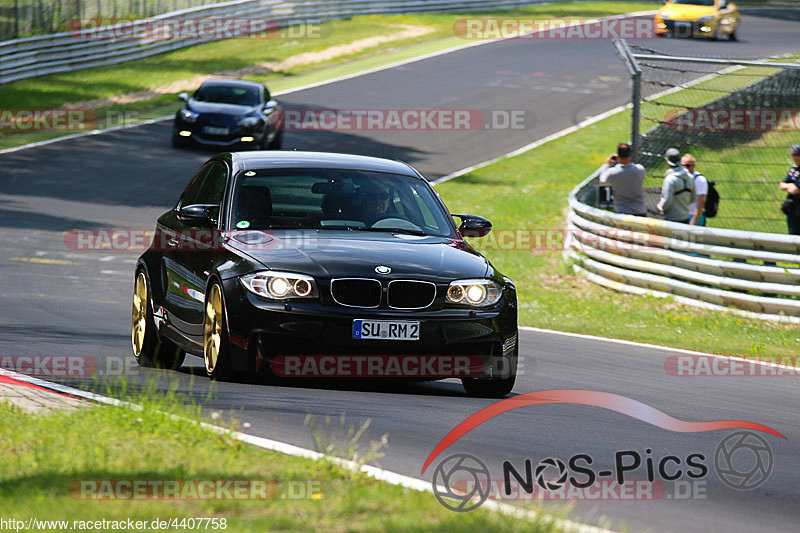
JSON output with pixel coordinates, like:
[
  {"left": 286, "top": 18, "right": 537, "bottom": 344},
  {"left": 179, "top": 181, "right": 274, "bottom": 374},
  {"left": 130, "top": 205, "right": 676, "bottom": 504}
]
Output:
[
  {"left": 598, "top": 142, "right": 647, "bottom": 216},
  {"left": 682, "top": 154, "right": 708, "bottom": 226},
  {"left": 779, "top": 144, "right": 800, "bottom": 235},
  {"left": 657, "top": 148, "right": 695, "bottom": 223}
]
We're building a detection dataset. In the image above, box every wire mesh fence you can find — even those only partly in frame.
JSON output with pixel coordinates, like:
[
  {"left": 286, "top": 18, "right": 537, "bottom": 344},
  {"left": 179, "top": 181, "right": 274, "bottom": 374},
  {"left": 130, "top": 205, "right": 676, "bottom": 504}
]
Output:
[
  {"left": 0, "top": 0, "right": 226, "bottom": 40},
  {"left": 628, "top": 43, "right": 800, "bottom": 235}
]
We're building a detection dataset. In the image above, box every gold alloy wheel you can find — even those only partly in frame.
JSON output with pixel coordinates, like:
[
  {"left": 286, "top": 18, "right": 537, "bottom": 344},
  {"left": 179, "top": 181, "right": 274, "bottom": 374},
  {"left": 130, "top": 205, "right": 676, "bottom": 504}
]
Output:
[
  {"left": 204, "top": 284, "right": 223, "bottom": 374},
  {"left": 131, "top": 272, "right": 148, "bottom": 357}
]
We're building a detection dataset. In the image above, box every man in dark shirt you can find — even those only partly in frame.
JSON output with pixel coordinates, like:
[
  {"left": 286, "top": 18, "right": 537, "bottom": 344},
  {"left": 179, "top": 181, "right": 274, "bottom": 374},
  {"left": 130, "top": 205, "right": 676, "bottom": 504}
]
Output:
[{"left": 779, "top": 144, "right": 800, "bottom": 235}]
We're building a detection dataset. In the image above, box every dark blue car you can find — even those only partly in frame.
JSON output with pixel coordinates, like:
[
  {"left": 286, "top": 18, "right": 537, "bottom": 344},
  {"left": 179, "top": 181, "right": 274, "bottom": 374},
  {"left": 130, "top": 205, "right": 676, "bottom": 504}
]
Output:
[{"left": 172, "top": 79, "right": 283, "bottom": 150}]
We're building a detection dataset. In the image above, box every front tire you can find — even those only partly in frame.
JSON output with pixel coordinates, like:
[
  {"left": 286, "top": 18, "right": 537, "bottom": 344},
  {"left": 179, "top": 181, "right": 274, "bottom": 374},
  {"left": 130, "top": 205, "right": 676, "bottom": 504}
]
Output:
[
  {"left": 131, "top": 270, "right": 184, "bottom": 369},
  {"left": 172, "top": 134, "right": 187, "bottom": 149},
  {"left": 462, "top": 375, "right": 516, "bottom": 398},
  {"left": 267, "top": 130, "right": 283, "bottom": 150},
  {"left": 461, "top": 343, "right": 517, "bottom": 398},
  {"left": 204, "top": 282, "right": 234, "bottom": 380}
]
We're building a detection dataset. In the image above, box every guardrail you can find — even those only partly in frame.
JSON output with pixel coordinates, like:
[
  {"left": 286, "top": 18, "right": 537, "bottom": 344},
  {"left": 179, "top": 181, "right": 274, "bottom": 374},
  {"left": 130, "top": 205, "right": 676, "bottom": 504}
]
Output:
[
  {"left": 0, "top": 0, "right": 544, "bottom": 84},
  {"left": 566, "top": 168, "right": 800, "bottom": 324}
]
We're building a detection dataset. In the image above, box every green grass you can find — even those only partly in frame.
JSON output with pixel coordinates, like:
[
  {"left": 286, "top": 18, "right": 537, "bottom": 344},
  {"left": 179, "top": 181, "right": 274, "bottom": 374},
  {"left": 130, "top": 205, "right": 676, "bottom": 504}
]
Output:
[
  {"left": 0, "top": 2, "right": 654, "bottom": 149},
  {"left": 640, "top": 55, "right": 800, "bottom": 234},
  {"left": 0, "top": 397, "right": 562, "bottom": 532},
  {"left": 435, "top": 109, "right": 800, "bottom": 357},
  {"left": 648, "top": 130, "right": 796, "bottom": 235}
]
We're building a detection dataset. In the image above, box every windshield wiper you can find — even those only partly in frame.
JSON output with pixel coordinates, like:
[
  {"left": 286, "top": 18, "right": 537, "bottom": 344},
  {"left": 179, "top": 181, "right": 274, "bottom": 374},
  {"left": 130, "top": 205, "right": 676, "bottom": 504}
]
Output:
[{"left": 356, "top": 227, "right": 429, "bottom": 236}]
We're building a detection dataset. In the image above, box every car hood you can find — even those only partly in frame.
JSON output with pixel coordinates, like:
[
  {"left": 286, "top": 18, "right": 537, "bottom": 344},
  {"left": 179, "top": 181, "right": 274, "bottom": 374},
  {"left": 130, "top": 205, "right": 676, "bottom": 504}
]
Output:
[
  {"left": 227, "top": 230, "right": 490, "bottom": 281},
  {"left": 660, "top": 5, "right": 716, "bottom": 20},
  {"left": 188, "top": 99, "right": 257, "bottom": 118}
]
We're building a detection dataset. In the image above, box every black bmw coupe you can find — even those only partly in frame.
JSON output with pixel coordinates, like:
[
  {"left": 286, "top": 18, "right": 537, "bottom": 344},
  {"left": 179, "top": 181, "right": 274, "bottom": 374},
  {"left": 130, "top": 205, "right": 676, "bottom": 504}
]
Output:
[
  {"left": 132, "top": 151, "right": 518, "bottom": 397},
  {"left": 172, "top": 79, "right": 283, "bottom": 150}
]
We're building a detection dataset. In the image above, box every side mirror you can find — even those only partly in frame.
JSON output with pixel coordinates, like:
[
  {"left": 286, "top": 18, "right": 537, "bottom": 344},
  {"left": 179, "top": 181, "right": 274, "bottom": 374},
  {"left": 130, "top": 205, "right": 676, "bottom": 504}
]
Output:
[
  {"left": 264, "top": 99, "right": 278, "bottom": 113},
  {"left": 178, "top": 92, "right": 189, "bottom": 102},
  {"left": 719, "top": 0, "right": 727, "bottom": 8},
  {"left": 178, "top": 204, "right": 216, "bottom": 227},
  {"left": 454, "top": 214, "right": 492, "bottom": 238}
]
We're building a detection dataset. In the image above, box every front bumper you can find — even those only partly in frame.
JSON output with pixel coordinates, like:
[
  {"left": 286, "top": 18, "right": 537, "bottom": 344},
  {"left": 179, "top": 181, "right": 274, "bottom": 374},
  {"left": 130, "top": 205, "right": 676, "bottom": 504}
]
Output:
[
  {"left": 656, "top": 18, "right": 718, "bottom": 38},
  {"left": 222, "top": 277, "right": 518, "bottom": 378},
  {"left": 173, "top": 117, "right": 269, "bottom": 147}
]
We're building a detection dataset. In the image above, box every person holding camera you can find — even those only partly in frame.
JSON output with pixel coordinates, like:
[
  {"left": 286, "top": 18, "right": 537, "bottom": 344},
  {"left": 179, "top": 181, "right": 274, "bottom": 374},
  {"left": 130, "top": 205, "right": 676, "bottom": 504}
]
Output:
[
  {"left": 599, "top": 142, "right": 647, "bottom": 216},
  {"left": 779, "top": 144, "right": 800, "bottom": 235}
]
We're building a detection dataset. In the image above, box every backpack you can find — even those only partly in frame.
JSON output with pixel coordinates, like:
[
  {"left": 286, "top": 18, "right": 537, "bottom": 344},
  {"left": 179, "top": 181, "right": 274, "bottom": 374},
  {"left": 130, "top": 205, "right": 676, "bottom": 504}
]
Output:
[
  {"left": 674, "top": 172, "right": 694, "bottom": 197},
  {"left": 704, "top": 181, "right": 720, "bottom": 218}
]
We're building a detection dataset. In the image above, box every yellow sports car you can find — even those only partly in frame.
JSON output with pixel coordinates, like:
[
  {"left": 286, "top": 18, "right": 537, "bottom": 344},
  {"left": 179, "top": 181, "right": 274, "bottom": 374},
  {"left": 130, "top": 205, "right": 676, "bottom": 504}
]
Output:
[{"left": 655, "top": 0, "right": 740, "bottom": 40}]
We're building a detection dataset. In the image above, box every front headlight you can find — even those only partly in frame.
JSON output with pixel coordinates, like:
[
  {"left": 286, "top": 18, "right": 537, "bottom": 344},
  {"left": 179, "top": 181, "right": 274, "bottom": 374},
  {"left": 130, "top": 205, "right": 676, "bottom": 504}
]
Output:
[
  {"left": 239, "top": 116, "right": 261, "bottom": 128},
  {"left": 446, "top": 279, "right": 503, "bottom": 307},
  {"left": 180, "top": 108, "right": 198, "bottom": 123},
  {"left": 240, "top": 271, "right": 318, "bottom": 300}
]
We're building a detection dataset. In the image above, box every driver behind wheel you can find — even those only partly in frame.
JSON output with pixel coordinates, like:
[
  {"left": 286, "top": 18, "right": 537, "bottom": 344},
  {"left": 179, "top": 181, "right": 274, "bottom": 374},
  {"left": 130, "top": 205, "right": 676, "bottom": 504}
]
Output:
[{"left": 358, "top": 184, "right": 391, "bottom": 225}]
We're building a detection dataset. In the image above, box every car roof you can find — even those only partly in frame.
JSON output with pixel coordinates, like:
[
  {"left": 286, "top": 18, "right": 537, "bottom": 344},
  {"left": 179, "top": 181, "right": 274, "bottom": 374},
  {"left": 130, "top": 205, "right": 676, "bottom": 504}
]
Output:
[
  {"left": 229, "top": 151, "right": 421, "bottom": 178},
  {"left": 199, "top": 78, "right": 264, "bottom": 90}
]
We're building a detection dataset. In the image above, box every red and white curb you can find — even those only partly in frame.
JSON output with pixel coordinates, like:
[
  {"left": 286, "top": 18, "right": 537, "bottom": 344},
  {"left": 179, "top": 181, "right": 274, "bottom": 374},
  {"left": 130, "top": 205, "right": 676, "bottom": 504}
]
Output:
[{"left": 0, "top": 368, "right": 85, "bottom": 411}]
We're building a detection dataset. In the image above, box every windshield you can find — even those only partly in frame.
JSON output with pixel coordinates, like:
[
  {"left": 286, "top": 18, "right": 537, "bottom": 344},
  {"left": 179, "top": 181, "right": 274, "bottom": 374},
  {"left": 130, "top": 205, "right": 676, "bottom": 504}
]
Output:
[
  {"left": 231, "top": 168, "right": 455, "bottom": 237},
  {"left": 193, "top": 85, "right": 260, "bottom": 106},
  {"left": 671, "top": 0, "right": 715, "bottom": 5}
]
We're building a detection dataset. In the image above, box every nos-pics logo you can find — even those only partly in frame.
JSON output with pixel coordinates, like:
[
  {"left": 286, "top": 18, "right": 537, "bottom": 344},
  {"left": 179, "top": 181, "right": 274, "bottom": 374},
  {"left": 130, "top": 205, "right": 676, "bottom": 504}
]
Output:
[{"left": 432, "top": 431, "right": 774, "bottom": 512}]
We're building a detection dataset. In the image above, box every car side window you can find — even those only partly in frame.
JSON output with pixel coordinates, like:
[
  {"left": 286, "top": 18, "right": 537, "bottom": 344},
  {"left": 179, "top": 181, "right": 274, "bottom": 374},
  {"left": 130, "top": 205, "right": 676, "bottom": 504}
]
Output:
[
  {"left": 194, "top": 162, "right": 228, "bottom": 206},
  {"left": 179, "top": 161, "right": 228, "bottom": 224},
  {"left": 180, "top": 163, "right": 213, "bottom": 207}
]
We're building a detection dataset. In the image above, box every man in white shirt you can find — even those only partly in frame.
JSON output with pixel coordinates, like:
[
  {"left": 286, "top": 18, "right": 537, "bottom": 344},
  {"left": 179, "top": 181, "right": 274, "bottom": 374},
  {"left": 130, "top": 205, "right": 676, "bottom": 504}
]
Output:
[{"left": 682, "top": 154, "right": 708, "bottom": 226}]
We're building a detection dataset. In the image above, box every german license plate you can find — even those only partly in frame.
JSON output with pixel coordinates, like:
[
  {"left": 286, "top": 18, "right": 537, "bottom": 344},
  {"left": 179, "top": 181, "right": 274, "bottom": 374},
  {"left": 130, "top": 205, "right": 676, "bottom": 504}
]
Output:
[
  {"left": 203, "top": 126, "right": 229, "bottom": 135},
  {"left": 353, "top": 320, "right": 420, "bottom": 341},
  {"left": 674, "top": 21, "right": 692, "bottom": 37}
]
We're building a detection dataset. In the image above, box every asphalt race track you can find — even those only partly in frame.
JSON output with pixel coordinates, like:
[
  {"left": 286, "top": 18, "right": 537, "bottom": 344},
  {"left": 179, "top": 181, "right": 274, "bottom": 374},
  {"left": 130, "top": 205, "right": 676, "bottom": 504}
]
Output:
[{"left": 1, "top": 9, "right": 799, "bottom": 533}]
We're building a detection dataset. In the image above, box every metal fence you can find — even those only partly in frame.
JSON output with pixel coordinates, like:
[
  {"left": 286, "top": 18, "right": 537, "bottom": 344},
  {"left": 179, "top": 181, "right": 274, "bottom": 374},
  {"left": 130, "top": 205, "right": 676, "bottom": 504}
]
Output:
[
  {"left": 615, "top": 40, "right": 800, "bottom": 235},
  {"left": 0, "top": 0, "right": 564, "bottom": 41},
  {"left": 1, "top": 0, "right": 240, "bottom": 40},
  {"left": 0, "top": 0, "right": 549, "bottom": 83},
  {"left": 566, "top": 168, "right": 800, "bottom": 324}
]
